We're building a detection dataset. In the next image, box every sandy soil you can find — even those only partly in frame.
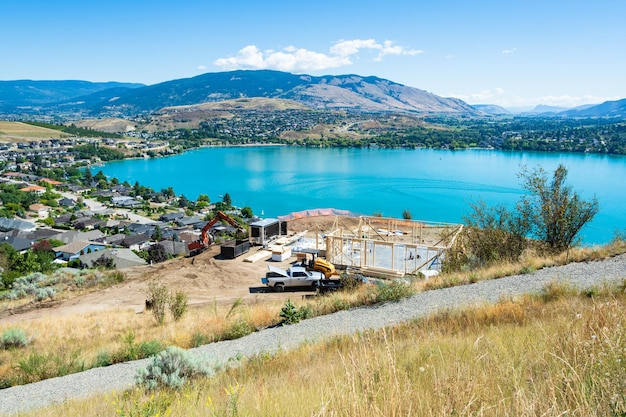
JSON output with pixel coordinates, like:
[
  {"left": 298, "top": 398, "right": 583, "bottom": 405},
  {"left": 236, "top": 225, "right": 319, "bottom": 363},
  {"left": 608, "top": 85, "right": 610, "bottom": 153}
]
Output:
[
  {"left": 0, "top": 217, "right": 339, "bottom": 324},
  {"left": 1, "top": 215, "right": 450, "bottom": 324}
]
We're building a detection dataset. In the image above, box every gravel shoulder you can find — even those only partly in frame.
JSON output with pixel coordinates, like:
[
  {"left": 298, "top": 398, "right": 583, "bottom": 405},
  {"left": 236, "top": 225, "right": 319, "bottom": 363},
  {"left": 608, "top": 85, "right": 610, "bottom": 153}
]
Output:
[{"left": 1, "top": 254, "right": 625, "bottom": 416}]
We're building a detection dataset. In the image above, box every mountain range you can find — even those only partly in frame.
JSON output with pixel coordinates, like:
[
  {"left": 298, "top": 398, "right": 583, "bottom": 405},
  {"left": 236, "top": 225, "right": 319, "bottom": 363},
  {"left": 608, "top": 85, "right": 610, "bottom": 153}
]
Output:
[{"left": 0, "top": 70, "right": 625, "bottom": 119}]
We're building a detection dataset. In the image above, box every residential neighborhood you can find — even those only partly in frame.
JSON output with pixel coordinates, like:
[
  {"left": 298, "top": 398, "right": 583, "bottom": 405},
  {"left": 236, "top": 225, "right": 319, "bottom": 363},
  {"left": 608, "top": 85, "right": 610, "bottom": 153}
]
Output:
[{"left": 0, "top": 166, "right": 254, "bottom": 278}]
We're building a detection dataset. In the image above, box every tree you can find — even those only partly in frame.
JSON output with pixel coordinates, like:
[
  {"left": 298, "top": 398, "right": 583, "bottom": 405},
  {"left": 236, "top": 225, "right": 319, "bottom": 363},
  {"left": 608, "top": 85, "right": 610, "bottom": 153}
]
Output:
[
  {"left": 454, "top": 164, "right": 599, "bottom": 271},
  {"left": 223, "top": 193, "right": 232, "bottom": 208},
  {"left": 177, "top": 194, "right": 191, "bottom": 209},
  {"left": 83, "top": 168, "right": 93, "bottom": 185},
  {"left": 518, "top": 164, "right": 599, "bottom": 252},
  {"left": 196, "top": 194, "right": 210, "bottom": 209},
  {"left": 241, "top": 206, "right": 253, "bottom": 218},
  {"left": 147, "top": 243, "right": 169, "bottom": 264},
  {"left": 152, "top": 225, "right": 163, "bottom": 241},
  {"left": 402, "top": 209, "right": 412, "bottom": 220},
  {"left": 94, "top": 170, "right": 107, "bottom": 184}
]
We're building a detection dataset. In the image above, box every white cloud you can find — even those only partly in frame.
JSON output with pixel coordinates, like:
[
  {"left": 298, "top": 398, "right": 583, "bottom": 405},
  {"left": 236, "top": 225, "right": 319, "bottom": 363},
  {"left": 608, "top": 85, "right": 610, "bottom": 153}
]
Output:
[
  {"left": 502, "top": 48, "right": 517, "bottom": 54},
  {"left": 214, "top": 39, "right": 422, "bottom": 72},
  {"left": 197, "top": 65, "right": 207, "bottom": 71}
]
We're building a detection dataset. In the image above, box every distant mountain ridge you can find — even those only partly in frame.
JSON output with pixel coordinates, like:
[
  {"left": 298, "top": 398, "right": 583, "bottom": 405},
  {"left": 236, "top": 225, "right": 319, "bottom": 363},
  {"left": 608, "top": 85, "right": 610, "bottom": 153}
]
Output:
[
  {"left": 0, "top": 70, "right": 479, "bottom": 116},
  {"left": 1, "top": 71, "right": 625, "bottom": 119},
  {"left": 0, "top": 80, "right": 144, "bottom": 111},
  {"left": 560, "top": 98, "right": 626, "bottom": 118}
]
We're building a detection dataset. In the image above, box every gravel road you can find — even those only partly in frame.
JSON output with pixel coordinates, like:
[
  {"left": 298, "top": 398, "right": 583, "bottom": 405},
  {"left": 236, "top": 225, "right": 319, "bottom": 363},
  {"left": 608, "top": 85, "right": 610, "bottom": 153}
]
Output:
[{"left": 2, "top": 254, "right": 625, "bottom": 416}]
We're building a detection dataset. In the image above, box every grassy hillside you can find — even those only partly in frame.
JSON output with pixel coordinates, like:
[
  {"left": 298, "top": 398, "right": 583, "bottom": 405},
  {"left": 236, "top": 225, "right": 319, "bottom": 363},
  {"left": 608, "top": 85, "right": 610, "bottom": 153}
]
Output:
[
  {"left": 18, "top": 280, "right": 626, "bottom": 416},
  {"left": 0, "top": 121, "right": 71, "bottom": 142}
]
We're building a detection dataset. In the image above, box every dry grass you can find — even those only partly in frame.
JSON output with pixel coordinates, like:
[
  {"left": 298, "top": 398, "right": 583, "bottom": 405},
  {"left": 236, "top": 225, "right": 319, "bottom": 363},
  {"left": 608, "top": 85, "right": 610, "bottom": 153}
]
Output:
[
  {"left": 2, "top": 241, "right": 625, "bottom": 389},
  {"left": 0, "top": 299, "right": 284, "bottom": 386},
  {"left": 421, "top": 239, "right": 626, "bottom": 292},
  {"left": 22, "top": 281, "right": 626, "bottom": 416},
  {"left": 0, "top": 121, "right": 70, "bottom": 142}
]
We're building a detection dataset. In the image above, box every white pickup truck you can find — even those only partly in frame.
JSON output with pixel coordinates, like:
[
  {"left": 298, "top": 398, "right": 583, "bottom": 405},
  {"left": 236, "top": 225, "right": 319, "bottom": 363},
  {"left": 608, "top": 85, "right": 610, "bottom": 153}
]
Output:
[{"left": 261, "top": 265, "right": 324, "bottom": 292}]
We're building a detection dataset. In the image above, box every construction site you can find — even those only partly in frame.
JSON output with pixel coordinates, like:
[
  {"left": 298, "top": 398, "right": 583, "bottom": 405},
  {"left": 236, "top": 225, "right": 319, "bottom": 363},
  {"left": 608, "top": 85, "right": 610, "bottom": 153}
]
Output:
[
  {"left": 249, "top": 209, "right": 464, "bottom": 280},
  {"left": 1, "top": 211, "right": 464, "bottom": 324}
]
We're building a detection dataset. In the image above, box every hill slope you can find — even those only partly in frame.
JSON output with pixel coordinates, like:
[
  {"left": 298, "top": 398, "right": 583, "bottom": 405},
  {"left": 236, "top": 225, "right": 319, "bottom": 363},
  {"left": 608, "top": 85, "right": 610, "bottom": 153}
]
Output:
[
  {"left": 3, "top": 70, "right": 480, "bottom": 117},
  {"left": 95, "top": 70, "right": 479, "bottom": 115},
  {"left": 561, "top": 98, "right": 626, "bottom": 118},
  {"left": 0, "top": 80, "right": 144, "bottom": 112}
]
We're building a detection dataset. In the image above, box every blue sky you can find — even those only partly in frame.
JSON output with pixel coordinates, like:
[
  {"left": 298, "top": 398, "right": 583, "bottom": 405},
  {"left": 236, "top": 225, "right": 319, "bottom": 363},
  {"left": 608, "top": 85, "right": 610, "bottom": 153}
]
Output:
[{"left": 3, "top": 0, "right": 625, "bottom": 109}]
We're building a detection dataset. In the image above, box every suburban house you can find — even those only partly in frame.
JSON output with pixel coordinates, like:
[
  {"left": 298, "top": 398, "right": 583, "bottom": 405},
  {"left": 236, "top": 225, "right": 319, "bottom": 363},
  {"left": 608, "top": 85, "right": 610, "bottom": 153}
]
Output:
[
  {"left": 73, "top": 217, "right": 100, "bottom": 230},
  {"left": 29, "top": 203, "right": 51, "bottom": 218},
  {"left": 0, "top": 218, "right": 36, "bottom": 232},
  {"left": 54, "top": 240, "right": 107, "bottom": 261},
  {"left": 53, "top": 229, "right": 105, "bottom": 244},
  {"left": 1, "top": 235, "right": 33, "bottom": 253},
  {"left": 111, "top": 196, "right": 142, "bottom": 208},
  {"left": 40, "top": 178, "right": 63, "bottom": 186},
  {"left": 120, "top": 234, "right": 152, "bottom": 251},
  {"left": 79, "top": 248, "right": 147, "bottom": 269},
  {"left": 159, "top": 240, "right": 190, "bottom": 257},
  {"left": 160, "top": 212, "right": 184, "bottom": 223},
  {"left": 94, "top": 233, "right": 127, "bottom": 246},
  {"left": 58, "top": 197, "right": 76, "bottom": 208},
  {"left": 19, "top": 185, "right": 46, "bottom": 194}
]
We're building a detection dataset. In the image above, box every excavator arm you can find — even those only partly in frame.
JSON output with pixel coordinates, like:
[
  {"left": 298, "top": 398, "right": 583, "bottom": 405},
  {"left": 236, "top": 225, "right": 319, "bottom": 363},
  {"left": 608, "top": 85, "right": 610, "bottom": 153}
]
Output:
[{"left": 199, "top": 211, "right": 247, "bottom": 246}]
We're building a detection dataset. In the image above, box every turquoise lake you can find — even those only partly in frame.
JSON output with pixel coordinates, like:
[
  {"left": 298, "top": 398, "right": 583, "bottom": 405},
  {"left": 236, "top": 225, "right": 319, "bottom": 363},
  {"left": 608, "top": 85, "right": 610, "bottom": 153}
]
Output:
[{"left": 100, "top": 147, "right": 626, "bottom": 246}]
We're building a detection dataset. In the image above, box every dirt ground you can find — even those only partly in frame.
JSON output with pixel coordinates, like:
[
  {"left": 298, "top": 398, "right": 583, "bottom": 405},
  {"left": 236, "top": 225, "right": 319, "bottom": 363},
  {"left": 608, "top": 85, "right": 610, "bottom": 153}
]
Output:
[
  {"left": 1, "top": 216, "right": 452, "bottom": 324},
  {"left": 0, "top": 217, "right": 341, "bottom": 324}
]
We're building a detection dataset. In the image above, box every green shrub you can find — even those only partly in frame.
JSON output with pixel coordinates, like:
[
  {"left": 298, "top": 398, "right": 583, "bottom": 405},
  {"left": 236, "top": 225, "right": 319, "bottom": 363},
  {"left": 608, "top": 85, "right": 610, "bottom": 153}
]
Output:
[
  {"left": 112, "top": 333, "right": 164, "bottom": 364},
  {"left": 146, "top": 280, "right": 169, "bottom": 325},
  {"left": 16, "top": 351, "right": 53, "bottom": 383},
  {"left": 93, "top": 350, "right": 113, "bottom": 367},
  {"left": 1, "top": 327, "right": 30, "bottom": 349},
  {"left": 221, "top": 318, "right": 255, "bottom": 340},
  {"left": 138, "top": 340, "right": 164, "bottom": 358},
  {"left": 374, "top": 280, "right": 415, "bottom": 303},
  {"left": 15, "top": 349, "right": 84, "bottom": 383},
  {"left": 135, "top": 346, "right": 219, "bottom": 390},
  {"left": 169, "top": 290, "right": 188, "bottom": 321},
  {"left": 279, "top": 299, "right": 309, "bottom": 325},
  {"left": 191, "top": 332, "right": 211, "bottom": 348}
]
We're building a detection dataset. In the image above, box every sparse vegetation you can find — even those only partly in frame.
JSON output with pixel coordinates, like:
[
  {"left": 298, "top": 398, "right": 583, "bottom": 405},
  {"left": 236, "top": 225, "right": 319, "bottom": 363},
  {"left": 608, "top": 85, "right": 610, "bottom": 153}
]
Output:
[
  {"left": 279, "top": 299, "right": 310, "bottom": 325},
  {"left": 135, "top": 346, "right": 219, "bottom": 390},
  {"left": 447, "top": 164, "right": 599, "bottom": 272},
  {"left": 18, "top": 278, "right": 626, "bottom": 416},
  {"left": 1, "top": 230, "right": 625, "bottom": 394},
  {"left": 145, "top": 280, "right": 170, "bottom": 325},
  {"left": 1, "top": 327, "right": 30, "bottom": 349},
  {"left": 169, "top": 290, "right": 188, "bottom": 321}
]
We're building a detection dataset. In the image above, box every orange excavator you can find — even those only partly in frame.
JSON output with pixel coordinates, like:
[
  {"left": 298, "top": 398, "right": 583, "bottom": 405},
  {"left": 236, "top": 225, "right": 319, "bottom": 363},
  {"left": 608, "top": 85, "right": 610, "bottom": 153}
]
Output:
[{"left": 188, "top": 211, "right": 247, "bottom": 256}]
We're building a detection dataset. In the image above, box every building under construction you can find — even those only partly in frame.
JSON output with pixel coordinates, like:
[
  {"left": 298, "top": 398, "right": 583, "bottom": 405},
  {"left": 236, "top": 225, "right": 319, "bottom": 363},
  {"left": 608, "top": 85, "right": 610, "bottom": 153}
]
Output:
[{"left": 308, "top": 215, "right": 463, "bottom": 278}]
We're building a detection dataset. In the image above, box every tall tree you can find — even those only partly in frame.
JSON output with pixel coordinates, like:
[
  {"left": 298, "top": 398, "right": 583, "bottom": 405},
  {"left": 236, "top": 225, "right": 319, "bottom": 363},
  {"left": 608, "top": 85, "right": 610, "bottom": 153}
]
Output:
[
  {"left": 518, "top": 164, "right": 599, "bottom": 252},
  {"left": 223, "top": 193, "right": 232, "bottom": 207}
]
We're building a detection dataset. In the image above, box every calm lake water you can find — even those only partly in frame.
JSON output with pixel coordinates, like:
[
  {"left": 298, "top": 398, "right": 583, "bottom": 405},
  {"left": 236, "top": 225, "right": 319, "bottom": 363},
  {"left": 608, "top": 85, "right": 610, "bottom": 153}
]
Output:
[{"left": 100, "top": 147, "right": 626, "bottom": 245}]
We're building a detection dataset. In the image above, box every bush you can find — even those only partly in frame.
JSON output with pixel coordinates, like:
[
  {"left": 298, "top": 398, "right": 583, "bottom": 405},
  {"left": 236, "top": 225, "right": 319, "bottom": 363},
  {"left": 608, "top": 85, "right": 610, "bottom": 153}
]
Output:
[
  {"left": 169, "top": 290, "right": 188, "bottom": 321},
  {"left": 146, "top": 280, "right": 169, "bottom": 325},
  {"left": 1, "top": 327, "right": 30, "bottom": 349},
  {"left": 279, "top": 299, "right": 310, "bottom": 325},
  {"left": 0, "top": 273, "right": 56, "bottom": 301},
  {"left": 221, "top": 318, "right": 255, "bottom": 340},
  {"left": 373, "top": 280, "right": 415, "bottom": 303},
  {"left": 135, "top": 346, "right": 218, "bottom": 390},
  {"left": 93, "top": 350, "right": 113, "bottom": 367}
]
